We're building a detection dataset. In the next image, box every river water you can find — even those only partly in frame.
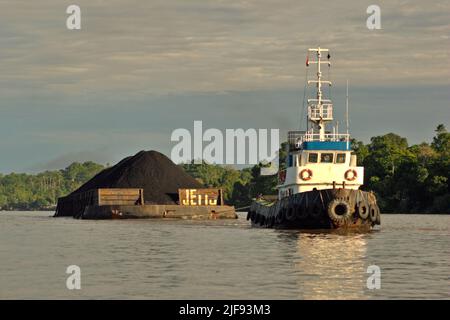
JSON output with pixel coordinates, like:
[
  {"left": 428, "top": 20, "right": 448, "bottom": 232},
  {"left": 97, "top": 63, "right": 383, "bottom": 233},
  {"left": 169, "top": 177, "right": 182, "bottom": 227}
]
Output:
[{"left": 0, "top": 211, "right": 448, "bottom": 299}]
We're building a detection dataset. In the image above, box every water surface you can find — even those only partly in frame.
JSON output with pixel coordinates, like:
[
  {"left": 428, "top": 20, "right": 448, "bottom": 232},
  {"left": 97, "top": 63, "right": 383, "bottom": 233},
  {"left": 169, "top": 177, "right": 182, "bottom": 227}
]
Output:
[{"left": 0, "top": 211, "right": 448, "bottom": 299}]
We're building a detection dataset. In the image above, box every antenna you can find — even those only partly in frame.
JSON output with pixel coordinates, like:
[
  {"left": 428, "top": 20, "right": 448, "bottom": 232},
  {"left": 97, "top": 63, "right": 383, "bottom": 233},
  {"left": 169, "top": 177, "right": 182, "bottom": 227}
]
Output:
[
  {"left": 346, "top": 79, "right": 350, "bottom": 149},
  {"left": 346, "top": 79, "right": 349, "bottom": 137}
]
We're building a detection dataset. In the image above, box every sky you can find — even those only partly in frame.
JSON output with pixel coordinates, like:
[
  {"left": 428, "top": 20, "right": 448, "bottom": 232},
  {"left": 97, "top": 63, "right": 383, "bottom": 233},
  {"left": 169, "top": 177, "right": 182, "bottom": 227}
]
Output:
[{"left": 0, "top": 0, "right": 449, "bottom": 173}]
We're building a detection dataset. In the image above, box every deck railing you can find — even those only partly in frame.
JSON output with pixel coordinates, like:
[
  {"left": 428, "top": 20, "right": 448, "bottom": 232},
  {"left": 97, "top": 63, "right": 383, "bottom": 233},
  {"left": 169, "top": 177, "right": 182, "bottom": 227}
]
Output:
[{"left": 288, "top": 131, "right": 350, "bottom": 149}]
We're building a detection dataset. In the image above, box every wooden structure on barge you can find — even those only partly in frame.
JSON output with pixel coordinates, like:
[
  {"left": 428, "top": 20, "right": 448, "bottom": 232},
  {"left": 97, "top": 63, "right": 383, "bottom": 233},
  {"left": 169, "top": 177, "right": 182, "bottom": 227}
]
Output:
[{"left": 55, "top": 188, "right": 236, "bottom": 220}]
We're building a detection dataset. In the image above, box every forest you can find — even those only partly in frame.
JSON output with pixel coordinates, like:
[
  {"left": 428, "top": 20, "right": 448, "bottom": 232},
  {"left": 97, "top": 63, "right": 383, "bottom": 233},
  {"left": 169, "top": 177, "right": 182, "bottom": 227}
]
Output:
[{"left": 0, "top": 125, "right": 448, "bottom": 213}]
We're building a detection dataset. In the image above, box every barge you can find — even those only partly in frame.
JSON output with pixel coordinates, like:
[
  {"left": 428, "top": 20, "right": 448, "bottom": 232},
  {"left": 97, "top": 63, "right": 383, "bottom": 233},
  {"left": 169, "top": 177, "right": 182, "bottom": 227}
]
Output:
[{"left": 55, "top": 188, "right": 237, "bottom": 220}]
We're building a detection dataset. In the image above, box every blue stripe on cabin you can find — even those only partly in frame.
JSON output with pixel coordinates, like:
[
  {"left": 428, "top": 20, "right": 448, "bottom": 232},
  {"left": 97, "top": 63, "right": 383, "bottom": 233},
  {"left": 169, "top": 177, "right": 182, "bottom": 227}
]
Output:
[
  {"left": 302, "top": 141, "right": 350, "bottom": 151},
  {"left": 288, "top": 155, "right": 293, "bottom": 166}
]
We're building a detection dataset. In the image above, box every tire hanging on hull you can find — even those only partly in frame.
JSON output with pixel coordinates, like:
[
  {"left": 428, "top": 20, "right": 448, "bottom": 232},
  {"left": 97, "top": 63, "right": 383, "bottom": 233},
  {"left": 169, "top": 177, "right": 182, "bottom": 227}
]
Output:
[
  {"left": 327, "top": 199, "right": 352, "bottom": 227},
  {"left": 369, "top": 204, "right": 379, "bottom": 223},
  {"left": 285, "top": 206, "right": 296, "bottom": 221},
  {"left": 357, "top": 200, "right": 369, "bottom": 220}
]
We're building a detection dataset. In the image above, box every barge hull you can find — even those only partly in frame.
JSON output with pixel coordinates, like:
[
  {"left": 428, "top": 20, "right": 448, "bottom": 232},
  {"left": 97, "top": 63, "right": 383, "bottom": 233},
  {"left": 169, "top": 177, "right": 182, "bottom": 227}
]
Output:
[
  {"left": 55, "top": 188, "right": 236, "bottom": 220},
  {"left": 82, "top": 204, "right": 237, "bottom": 220}
]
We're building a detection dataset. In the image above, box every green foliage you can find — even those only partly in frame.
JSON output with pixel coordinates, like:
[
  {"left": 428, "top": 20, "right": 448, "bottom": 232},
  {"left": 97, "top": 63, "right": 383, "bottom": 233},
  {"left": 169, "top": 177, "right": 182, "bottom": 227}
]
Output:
[
  {"left": 351, "top": 139, "right": 369, "bottom": 166},
  {"left": 0, "top": 162, "right": 104, "bottom": 210},
  {"left": 355, "top": 125, "right": 450, "bottom": 213}
]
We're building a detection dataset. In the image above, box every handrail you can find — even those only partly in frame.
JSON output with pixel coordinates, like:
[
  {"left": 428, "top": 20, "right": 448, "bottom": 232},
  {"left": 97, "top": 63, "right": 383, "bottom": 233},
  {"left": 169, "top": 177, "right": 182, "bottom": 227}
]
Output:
[
  {"left": 300, "top": 133, "right": 349, "bottom": 142},
  {"left": 288, "top": 131, "right": 349, "bottom": 146}
]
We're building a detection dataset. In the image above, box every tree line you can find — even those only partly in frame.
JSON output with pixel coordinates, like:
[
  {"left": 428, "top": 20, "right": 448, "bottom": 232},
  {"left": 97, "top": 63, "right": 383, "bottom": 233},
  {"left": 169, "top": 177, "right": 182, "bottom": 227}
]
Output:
[
  {"left": 1, "top": 125, "right": 448, "bottom": 213},
  {"left": 0, "top": 162, "right": 104, "bottom": 210}
]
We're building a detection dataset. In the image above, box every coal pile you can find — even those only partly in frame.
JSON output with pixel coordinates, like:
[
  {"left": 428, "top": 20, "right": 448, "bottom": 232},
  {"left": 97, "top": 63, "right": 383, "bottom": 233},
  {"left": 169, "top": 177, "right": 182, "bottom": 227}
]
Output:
[{"left": 71, "top": 150, "right": 202, "bottom": 204}]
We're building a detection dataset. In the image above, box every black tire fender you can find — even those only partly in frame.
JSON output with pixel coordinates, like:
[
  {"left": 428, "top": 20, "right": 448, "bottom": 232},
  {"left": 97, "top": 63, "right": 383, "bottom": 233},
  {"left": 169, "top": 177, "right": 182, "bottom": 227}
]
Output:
[
  {"left": 285, "top": 206, "right": 296, "bottom": 221},
  {"left": 375, "top": 205, "right": 381, "bottom": 224},
  {"left": 327, "top": 199, "right": 352, "bottom": 226},
  {"left": 357, "top": 201, "right": 369, "bottom": 220},
  {"left": 276, "top": 208, "right": 285, "bottom": 224},
  {"left": 296, "top": 204, "right": 308, "bottom": 220},
  {"left": 369, "top": 204, "right": 378, "bottom": 223},
  {"left": 308, "top": 202, "right": 322, "bottom": 219},
  {"left": 260, "top": 215, "right": 266, "bottom": 226}
]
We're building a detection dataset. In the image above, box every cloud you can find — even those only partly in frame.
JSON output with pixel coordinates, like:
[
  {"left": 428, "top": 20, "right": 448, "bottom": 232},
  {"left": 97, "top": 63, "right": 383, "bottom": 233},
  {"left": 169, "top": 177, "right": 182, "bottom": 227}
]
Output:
[
  {"left": 0, "top": 0, "right": 448, "bottom": 98},
  {"left": 0, "top": 1, "right": 449, "bottom": 172}
]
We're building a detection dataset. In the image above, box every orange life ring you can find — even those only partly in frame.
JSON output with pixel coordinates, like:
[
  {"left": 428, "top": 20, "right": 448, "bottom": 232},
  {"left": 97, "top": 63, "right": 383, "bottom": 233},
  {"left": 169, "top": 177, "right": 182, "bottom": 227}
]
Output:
[
  {"left": 345, "top": 169, "right": 357, "bottom": 181},
  {"left": 299, "top": 169, "right": 313, "bottom": 181}
]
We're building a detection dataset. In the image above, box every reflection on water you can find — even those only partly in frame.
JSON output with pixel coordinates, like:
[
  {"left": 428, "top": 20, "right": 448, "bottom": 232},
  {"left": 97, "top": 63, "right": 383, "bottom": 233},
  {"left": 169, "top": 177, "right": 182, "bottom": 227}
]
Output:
[
  {"left": 291, "top": 232, "right": 368, "bottom": 299},
  {"left": 0, "top": 212, "right": 448, "bottom": 299}
]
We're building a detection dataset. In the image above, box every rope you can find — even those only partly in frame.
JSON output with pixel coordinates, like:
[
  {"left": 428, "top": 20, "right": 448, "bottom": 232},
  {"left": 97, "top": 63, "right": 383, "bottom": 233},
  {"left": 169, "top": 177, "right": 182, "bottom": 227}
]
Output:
[{"left": 235, "top": 205, "right": 251, "bottom": 211}]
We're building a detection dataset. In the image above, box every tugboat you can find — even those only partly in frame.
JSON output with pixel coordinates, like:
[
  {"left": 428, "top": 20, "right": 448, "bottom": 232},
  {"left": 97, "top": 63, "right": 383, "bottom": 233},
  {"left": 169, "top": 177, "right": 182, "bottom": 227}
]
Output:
[{"left": 248, "top": 47, "right": 381, "bottom": 230}]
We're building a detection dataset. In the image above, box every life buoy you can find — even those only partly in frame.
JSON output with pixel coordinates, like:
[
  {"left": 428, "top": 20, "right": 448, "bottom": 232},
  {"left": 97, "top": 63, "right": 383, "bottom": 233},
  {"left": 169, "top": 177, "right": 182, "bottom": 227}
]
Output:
[
  {"left": 345, "top": 169, "right": 357, "bottom": 181},
  {"left": 357, "top": 201, "right": 369, "bottom": 219},
  {"left": 327, "top": 199, "right": 352, "bottom": 226},
  {"left": 299, "top": 169, "right": 313, "bottom": 181}
]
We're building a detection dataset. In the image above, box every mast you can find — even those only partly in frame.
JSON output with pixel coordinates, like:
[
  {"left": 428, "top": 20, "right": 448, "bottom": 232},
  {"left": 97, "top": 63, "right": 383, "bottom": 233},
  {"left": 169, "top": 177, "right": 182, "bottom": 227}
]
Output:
[{"left": 306, "top": 47, "right": 332, "bottom": 141}]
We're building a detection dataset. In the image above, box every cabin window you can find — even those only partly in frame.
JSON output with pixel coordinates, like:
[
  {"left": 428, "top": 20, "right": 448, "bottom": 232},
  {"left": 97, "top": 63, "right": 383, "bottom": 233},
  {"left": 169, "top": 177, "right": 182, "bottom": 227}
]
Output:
[
  {"left": 320, "top": 153, "right": 333, "bottom": 163},
  {"left": 336, "top": 153, "right": 346, "bottom": 164},
  {"left": 308, "top": 153, "right": 318, "bottom": 163}
]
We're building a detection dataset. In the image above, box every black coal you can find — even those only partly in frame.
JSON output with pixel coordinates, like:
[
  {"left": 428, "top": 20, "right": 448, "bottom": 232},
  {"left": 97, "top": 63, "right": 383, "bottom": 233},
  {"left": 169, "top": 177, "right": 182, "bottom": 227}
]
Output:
[{"left": 72, "top": 150, "right": 202, "bottom": 204}]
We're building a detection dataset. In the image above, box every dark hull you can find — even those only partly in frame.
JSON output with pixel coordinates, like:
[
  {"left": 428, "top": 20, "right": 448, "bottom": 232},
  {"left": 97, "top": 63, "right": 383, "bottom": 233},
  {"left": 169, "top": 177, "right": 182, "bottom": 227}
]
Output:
[{"left": 247, "top": 189, "right": 380, "bottom": 230}]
